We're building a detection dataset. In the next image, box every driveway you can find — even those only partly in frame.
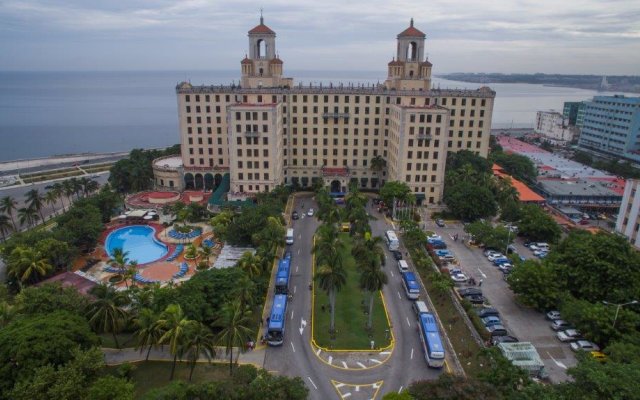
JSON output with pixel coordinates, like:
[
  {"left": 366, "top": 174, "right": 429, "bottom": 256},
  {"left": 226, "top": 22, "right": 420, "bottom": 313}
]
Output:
[{"left": 427, "top": 220, "right": 576, "bottom": 383}]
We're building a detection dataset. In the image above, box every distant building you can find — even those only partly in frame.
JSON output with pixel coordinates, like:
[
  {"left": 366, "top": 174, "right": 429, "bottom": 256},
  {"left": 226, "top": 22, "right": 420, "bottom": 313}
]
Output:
[
  {"left": 578, "top": 95, "right": 640, "bottom": 166},
  {"left": 616, "top": 179, "right": 640, "bottom": 248},
  {"left": 536, "top": 179, "right": 622, "bottom": 207},
  {"left": 492, "top": 164, "right": 545, "bottom": 204},
  {"left": 535, "top": 111, "right": 576, "bottom": 144},
  {"left": 562, "top": 101, "right": 586, "bottom": 127}
]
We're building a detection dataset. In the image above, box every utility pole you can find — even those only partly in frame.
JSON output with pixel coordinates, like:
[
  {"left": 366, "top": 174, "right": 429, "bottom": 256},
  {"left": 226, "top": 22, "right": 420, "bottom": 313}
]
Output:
[{"left": 603, "top": 300, "right": 638, "bottom": 329}]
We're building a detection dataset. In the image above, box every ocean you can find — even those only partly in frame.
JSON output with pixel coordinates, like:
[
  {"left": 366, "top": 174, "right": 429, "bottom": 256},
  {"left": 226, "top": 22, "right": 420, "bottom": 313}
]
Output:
[{"left": 0, "top": 70, "right": 622, "bottom": 162}]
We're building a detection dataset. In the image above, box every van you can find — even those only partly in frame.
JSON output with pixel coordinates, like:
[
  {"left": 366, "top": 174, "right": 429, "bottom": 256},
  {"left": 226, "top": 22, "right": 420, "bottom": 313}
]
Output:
[
  {"left": 397, "top": 259, "right": 409, "bottom": 273},
  {"left": 285, "top": 228, "right": 294, "bottom": 245},
  {"left": 412, "top": 300, "right": 429, "bottom": 317}
]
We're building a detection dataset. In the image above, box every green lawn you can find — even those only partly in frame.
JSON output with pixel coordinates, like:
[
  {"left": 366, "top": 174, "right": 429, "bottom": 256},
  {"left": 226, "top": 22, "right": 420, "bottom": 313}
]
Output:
[
  {"left": 313, "top": 233, "right": 391, "bottom": 350},
  {"left": 105, "top": 361, "right": 229, "bottom": 397}
]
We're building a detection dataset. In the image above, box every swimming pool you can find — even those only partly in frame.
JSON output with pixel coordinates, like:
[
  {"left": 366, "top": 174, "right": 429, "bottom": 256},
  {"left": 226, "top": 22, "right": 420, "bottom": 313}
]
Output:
[{"left": 105, "top": 225, "right": 168, "bottom": 265}]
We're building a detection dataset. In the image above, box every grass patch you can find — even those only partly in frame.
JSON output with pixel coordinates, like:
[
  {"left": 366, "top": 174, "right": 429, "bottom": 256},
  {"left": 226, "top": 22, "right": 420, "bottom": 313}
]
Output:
[
  {"left": 105, "top": 360, "right": 229, "bottom": 397},
  {"left": 313, "top": 233, "right": 391, "bottom": 350},
  {"left": 21, "top": 170, "right": 85, "bottom": 183}
]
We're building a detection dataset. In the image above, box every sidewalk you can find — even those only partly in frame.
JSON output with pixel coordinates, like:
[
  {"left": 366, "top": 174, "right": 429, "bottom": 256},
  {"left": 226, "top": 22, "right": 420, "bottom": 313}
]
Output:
[{"left": 103, "top": 346, "right": 266, "bottom": 368}]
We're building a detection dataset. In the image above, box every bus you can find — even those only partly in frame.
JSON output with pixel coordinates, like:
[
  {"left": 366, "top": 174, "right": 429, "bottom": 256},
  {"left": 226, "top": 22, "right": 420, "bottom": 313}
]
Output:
[
  {"left": 285, "top": 228, "right": 294, "bottom": 245},
  {"left": 418, "top": 312, "right": 445, "bottom": 368},
  {"left": 402, "top": 271, "right": 420, "bottom": 300},
  {"left": 275, "top": 258, "right": 291, "bottom": 294},
  {"left": 385, "top": 230, "right": 400, "bottom": 251},
  {"left": 266, "top": 294, "right": 288, "bottom": 346}
]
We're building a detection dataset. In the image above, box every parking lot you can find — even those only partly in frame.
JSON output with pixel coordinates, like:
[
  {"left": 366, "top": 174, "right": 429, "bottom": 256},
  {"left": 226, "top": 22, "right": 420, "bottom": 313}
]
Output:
[{"left": 427, "top": 220, "right": 576, "bottom": 383}]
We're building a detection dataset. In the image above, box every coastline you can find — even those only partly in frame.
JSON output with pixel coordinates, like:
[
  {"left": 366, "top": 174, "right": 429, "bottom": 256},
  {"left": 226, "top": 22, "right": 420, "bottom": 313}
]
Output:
[{"left": 0, "top": 151, "right": 129, "bottom": 174}]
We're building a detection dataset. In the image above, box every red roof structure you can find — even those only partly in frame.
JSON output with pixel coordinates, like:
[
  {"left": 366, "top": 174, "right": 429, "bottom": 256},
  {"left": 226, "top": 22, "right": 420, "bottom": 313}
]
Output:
[
  {"left": 492, "top": 164, "right": 545, "bottom": 204},
  {"left": 398, "top": 18, "right": 425, "bottom": 37},
  {"left": 249, "top": 16, "right": 275, "bottom": 34},
  {"left": 39, "top": 272, "right": 97, "bottom": 296},
  {"left": 241, "top": 56, "right": 252, "bottom": 64}
]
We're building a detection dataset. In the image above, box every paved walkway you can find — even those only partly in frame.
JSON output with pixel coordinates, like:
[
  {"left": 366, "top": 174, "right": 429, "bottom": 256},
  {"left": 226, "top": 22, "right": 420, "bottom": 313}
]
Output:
[{"left": 103, "top": 346, "right": 266, "bottom": 368}]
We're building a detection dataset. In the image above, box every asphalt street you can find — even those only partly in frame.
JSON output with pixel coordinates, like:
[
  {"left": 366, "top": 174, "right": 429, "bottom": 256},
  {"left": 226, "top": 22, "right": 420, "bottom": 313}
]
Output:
[
  {"left": 428, "top": 220, "right": 576, "bottom": 383},
  {"left": 263, "top": 195, "right": 442, "bottom": 399}
]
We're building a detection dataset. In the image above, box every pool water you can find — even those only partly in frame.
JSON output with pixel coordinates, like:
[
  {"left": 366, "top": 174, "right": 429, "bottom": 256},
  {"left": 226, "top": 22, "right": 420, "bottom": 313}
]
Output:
[{"left": 105, "top": 225, "right": 168, "bottom": 265}]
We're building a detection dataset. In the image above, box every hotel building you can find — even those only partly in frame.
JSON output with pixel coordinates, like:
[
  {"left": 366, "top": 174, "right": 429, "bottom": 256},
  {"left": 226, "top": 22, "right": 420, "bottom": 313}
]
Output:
[{"left": 153, "top": 17, "right": 495, "bottom": 205}]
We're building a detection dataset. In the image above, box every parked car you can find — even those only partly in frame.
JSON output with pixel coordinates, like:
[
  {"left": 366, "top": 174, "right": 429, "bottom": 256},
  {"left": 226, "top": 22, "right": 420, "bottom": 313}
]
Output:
[
  {"left": 536, "top": 252, "right": 548, "bottom": 259},
  {"left": 391, "top": 250, "right": 403, "bottom": 261},
  {"left": 458, "top": 287, "right": 483, "bottom": 297},
  {"left": 450, "top": 271, "right": 469, "bottom": 283},
  {"left": 481, "top": 316, "right": 503, "bottom": 327},
  {"left": 546, "top": 310, "right": 561, "bottom": 320},
  {"left": 491, "top": 335, "right": 519, "bottom": 346},
  {"left": 486, "top": 324, "right": 508, "bottom": 337},
  {"left": 528, "top": 244, "right": 540, "bottom": 251},
  {"left": 292, "top": 211, "right": 299, "bottom": 220},
  {"left": 551, "top": 320, "right": 572, "bottom": 331},
  {"left": 307, "top": 208, "right": 314, "bottom": 216},
  {"left": 570, "top": 340, "right": 600, "bottom": 352},
  {"left": 487, "top": 253, "right": 505, "bottom": 262},
  {"left": 523, "top": 241, "right": 533, "bottom": 248},
  {"left": 464, "top": 294, "right": 486, "bottom": 305},
  {"left": 484, "top": 249, "right": 499, "bottom": 257},
  {"left": 557, "top": 329, "right": 583, "bottom": 342},
  {"left": 435, "top": 219, "right": 445, "bottom": 227},
  {"left": 498, "top": 263, "right": 513, "bottom": 273},
  {"left": 493, "top": 258, "right": 511, "bottom": 266},
  {"left": 476, "top": 307, "right": 500, "bottom": 318}
]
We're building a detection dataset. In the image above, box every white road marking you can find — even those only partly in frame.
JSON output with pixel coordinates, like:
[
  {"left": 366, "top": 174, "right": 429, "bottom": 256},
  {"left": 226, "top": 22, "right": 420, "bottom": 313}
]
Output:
[
  {"left": 406, "top": 317, "right": 411, "bottom": 327},
  {"left": 296, "top": 266, "right": 299, "bottom": 273},
  {"left": 290, "top": 342, "right": 296, "bottom": 352},
  {"left": 373, "top": 383, "right": 380, "bottom": 389},
  {"left": 477, "top": 267, "right": 487, "bottom": 278},
  {"left": 307, "top": 377, "right": 318, "bottom": 389},
  {"left": 299, "top": 318, "right": 307, "bottom": 335},
  {"left": 342, "top": 393, "right": 352, "bottom": 398},
  {"left": 328, "top": 356, "right": 333, "bottom": 365},
  {"left": 357, "top": 362, "right": 366, "bottom": 368},
  {"left": 341, "top": 361, "right": 348, "bottom": 368},
  {"left": 370, "top": 358, "right": 383, "bottom": 364},
  {"left": 397, "top": 291, "right": 401, "bottom": 299},
  {"left": 294, "top": 286, "right": 297, "bottom": 294},
  {"left": 380, "top": 351, "right": 391, "bottom": 355},
  {"left": 355, "top": 385, "right": 360, "bottom": 392},
  {"left": 297, "top": 249, "right": 300, "bottom": 255},
  {"left": 298, "top": 234, "right": 302, "bottom": 240},
  {"left": 547, "top": 352, "right": 568, "bottom": 369},
  {"left": 291, "top": 310, "right": 294, "bottom": 320},
  {"left": 398, "top": 386, "right": 403, "bottom": 393},
  {"left": 335, "top": 383, "right": 345, "bottom": 388},
  {"left": 390, "top": 270, "right": 394, "bottom": 278},
  {"left": 410, "top": 348, "right": 414, "bottom": 359},
  {"left": 316, "top": 348, "right": 321, "bottom": 356}
]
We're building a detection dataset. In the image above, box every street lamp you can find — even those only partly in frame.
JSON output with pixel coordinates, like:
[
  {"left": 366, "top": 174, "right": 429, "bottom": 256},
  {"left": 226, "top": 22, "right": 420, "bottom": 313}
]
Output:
[{"left": 602, "top": 300, "right": 639, "bottom": 329}]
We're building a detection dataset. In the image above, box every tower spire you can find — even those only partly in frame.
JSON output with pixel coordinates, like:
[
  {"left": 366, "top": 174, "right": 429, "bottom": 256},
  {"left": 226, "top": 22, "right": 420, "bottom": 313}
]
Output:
[
  {"left": 410, "top": 18, "right": 414, "bottom": 27},
  {"left": 260, "top": 8, "right": 264, "bottom": 25}
]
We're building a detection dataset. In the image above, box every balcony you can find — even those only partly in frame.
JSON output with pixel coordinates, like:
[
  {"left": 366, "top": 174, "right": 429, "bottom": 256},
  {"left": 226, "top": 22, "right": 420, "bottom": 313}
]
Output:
[
  {"left": 244, "top": 131, "right": 261, "bottom": 137},
  {"left": 322, "top": 112, "right": 350, "bottom": 120},
  {"left": 417, "top": 134, "right": 433, "bottom": 140}
]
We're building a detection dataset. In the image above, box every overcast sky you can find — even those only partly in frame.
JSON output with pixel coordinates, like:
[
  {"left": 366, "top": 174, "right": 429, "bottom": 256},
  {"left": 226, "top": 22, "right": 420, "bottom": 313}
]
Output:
[{"left": 1, "top": 0, "right": 639, "bottom": 74}]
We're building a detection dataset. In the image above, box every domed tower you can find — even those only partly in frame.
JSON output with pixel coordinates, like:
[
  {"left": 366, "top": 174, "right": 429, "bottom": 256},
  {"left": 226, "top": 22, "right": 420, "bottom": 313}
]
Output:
[
  {"left": 384, "top": 19, "right": 432, "bottom": 91},
  {"left": 240, "top": 14, "right": 293, "bottom": 89}
]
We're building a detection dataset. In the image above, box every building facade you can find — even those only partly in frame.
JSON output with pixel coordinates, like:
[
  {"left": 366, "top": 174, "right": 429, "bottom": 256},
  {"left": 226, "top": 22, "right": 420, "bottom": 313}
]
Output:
[
  {"left": 562, "top": 101, "right": 586, "bottom": 127},
  {"left": 616, "top": 179, "right": 640, "bottom": 248},
  {"left": 155, "top": 18, "right": 495, "bottom": 205},
  {"left": 578, "top": 95, "right": 640, "bottom": 165},
  {"left": 535, "top": 111, "right": 576, "bottom": 144}
]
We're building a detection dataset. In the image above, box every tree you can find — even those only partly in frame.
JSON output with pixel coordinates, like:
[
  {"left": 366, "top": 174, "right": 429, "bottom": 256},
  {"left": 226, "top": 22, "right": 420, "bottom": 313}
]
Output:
[
  {"left": 315, "top": 252, "right": 347, "bottom": 332},
  {"left": 108, "top": 247, "right": 130, "bottom": 276},
  {"left": 352, "top": 235, "right": 385, "bottom": 269},
  {"left": 234, "top": 273, "right": 257, "bottom": 310},
  {"left": 85, "top": 284, "right": 130, "bottom": 348},
  {"left": 464, "top": 221, "right": 512, "bottom": 250},
  {"left": 62, "top": 179, "right": 75, "bottom": 209},
  {"left": 444, "top": 181, "right": 497, "bottom": 221},
  {"left": 0, "top": 196, "right": 18, "bottom": 231},
  {"left": 158, "top": 304, "right": 195, "bottom": 380},
  {"left": 0, "top": 214, "right": 11, "bottom": 241},
  {"left": 507, "top": 260, "right": 562, "bottom": 311},
  {"left": 35, "top": 237, "right": 74, "bottom": 271},
  {"left": 379, "top": 181, "right": 414, "bottom": 213},
  {"left": 359, "top": 261, "right": 388, "bottom": 329},
  {"left": 215, "top": 300, "right": 253, "bottom": 375},
  {"left": 25, "top": 188, "right": 46, "bottom": 224},
  {"left": 182, "top": 321, "right": 216, "bottom": 381},
  {"left": 86, "top": 375, "right": 135, "bottom": 400},
  {"left": 518, "top": 204, "right": 561, "bottom": 243},
  {"left": 15, "top": 282, "right": 88, "bottom": 316},
  {"left": 17, "top": 205, "right": 38, "bottom": 228},
  {"left": 476, "top": 347, "right": 531, "bottom": 397},
  {"left": 210, "top": 210, "right": 234, "bottom": 241},
  {"left": 408, "top": 373, "right": 499, "bottom": 400},
  {"left": 446, "top": 150, "right": 492, "bottom": 174},
  {"left": 370, "top": 155, "right": 387, "bottom": 172},
  {"left": 236, "top": 251, "right": 262, "bottom": 279},
  {"left": 44, "top": 190, "right": 59, "bottom": 217},
  {"left": 491, "top": 152, "right": 537, "bottom": 182},
  {"left": 6, "top": 246, "right": 52, "bottom": 288},
  {"left": 134, "top": 308, "right": 163, "bottom": 361},
  {"left": 563, "top": 356, "right": 640, "bottom": 400},
  {"left": 430, "top": 272, "right": 454, "bottom": 297},
  {"left": 199, "top": 244, "right": 213, "bottom": 267},
  {"left": 54, "top": 202, "right": 103, "bottom": 249}
]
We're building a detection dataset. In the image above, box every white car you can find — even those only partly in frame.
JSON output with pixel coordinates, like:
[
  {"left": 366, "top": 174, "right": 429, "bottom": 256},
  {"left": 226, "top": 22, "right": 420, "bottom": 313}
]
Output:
[
  {"left": 487, "top": 253, "right": 505, "bottom": 262},
  {"left": 484, "top": 249, "right": 499, "bottom": 257},
  {"left": 528, "top": 245, "right": 540, "bottom": 251},
  {"left": 498, "top": 263, "right": 513, "bottom": 273},
  {"left": 307, "top": 208, "right": 314, "bottom": 216},
  {"left": 557, "top": 329, "right": 582, "bottom": 342},
  {"left": 546, "top": 310, "right": 561, "bottom": 320},
  {"left": 533, "top": 249, "right": 547, "bottom": 257},
  {"left": 570, "top": 340, "right": 600, "bottom": 352},
  {"left": 449, "top": 269, "right": 468, "bottom": 283}
]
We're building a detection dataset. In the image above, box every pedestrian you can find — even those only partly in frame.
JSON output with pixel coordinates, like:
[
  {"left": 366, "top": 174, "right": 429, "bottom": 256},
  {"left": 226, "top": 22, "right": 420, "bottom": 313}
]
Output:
[
  {"left": 479, "top": 279, "right": 483, "bottom": 287},
  {"left": 266, "top": 316, "right": 270, "bottom": 325}
]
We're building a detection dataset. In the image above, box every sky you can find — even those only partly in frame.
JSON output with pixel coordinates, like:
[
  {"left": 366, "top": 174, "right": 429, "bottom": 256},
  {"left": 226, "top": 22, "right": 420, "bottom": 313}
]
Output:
[{"left": 0, "top": 0, "right": 639, "bottom": 74}]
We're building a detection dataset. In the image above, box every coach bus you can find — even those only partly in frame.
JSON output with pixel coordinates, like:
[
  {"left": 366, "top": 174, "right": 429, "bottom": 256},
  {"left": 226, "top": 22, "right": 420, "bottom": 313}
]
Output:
[
  {"left": 275, "top": 258, "right": 291, "bottom": 294},
  {"left": 385, "top": 230, "right": 400, "bottom": 251},
  {"left": 418, "top": 312, "right": 445, "bottom": 368},
  {"left": 266, "top": 294, "right": 288, "bottom": 346},
  {"left": 402, "top": 271, "right": 420, "bottom": 300}
]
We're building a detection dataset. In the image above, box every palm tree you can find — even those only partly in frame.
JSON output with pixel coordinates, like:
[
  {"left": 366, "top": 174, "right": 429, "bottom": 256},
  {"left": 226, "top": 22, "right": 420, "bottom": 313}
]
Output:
[
  {"left": 69, "top": 177, "right": 82, "bottom": 199},
  {"left": 158, "top": 304, "right": 194, "bottom": 380},
  {"left": 183, "top": 322, "right": 216, "bottom": 381},
  {"left": 62, "top": 179, "right": 74, "bottom": 210},
  {"left": 17, "top": 206, "right": 38, "bottom": 228},
  {"left": 199, "top": 245, "right": 213, "bottom": 267},
  {"left": 214, "top": 300, "right": 253, "bottom": 375},
  {"left": 352, "top": 235, "right": 385, "bottom": 268},
  {"left": 25, "top": 188, "right": 45, "bottom": 224},
  {"left": 51, "top": 182, "right": 64, "bottom": 210},
  {"left": 370, "top": 155, "right": 387, "bottom": 173},
  {"left": 123, "top": 263, "right": 138, "bottom": 290},
  {"left": 359, "top": 261, "right": 388, "bottom": 330},
  {"left": 134, "top": 308, "right": 163, "bottom": 361},
  {"left": 78, "top": 177, "right": 90, "bottom": 198},
  {"left": 44, "top": 190, "right": 58, "bottom": 218},
  {"left": 236, "top": 251, "right": 261, "bottom": 279},
  {"left": 86, "top": 178, "right": 100, "bottom": 194},
  {"left": 313, "top": 224, "right": 343, "bottom": 264},
  {"left": 7, "top": 247, "right": 52, "bottom": 288},
  {"left": 0, "top": 214, "right": 11, "bottom": 241},
  {"left": 0, "top": 301, "right": 15, "bottom": 328},
  {"left": 0, "top": 196, "right": 18, "bottom": 231},
  {"left": 315, "top": 252, "right": 347, "bottom": 333},
  {"left": 108, "top": 247, "right": 130, "bottom": 277},
  {"left": 234, "top": 274, "right": 256, "bottom": 309},
  {"left": 85, "top": 284, "right": 130, "bottom": 348}
]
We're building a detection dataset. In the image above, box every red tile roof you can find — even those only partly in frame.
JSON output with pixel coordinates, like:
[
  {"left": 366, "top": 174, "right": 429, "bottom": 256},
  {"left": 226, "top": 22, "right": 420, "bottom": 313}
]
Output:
[
  {"left": 241, "top": 57, "right": 252, "bottom": 64},
  {"left": 492, "top": 164, "right": 545, "bottom": 203},
  {"left": 249, "top": 23, "right": 275, "bottom": 34},
  {"left": 398, "top": 19, "right": 425, "bottom": 37}
]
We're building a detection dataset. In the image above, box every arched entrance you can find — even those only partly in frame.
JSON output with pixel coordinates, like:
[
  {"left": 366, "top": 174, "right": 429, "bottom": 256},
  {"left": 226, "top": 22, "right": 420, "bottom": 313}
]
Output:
[
  {"left": 214, "top": 173, "right": 223, "bottom": 189},
  {"left": 184, "top": 173, "right": 194, "bottom": 190},
  {"left": 330, "top": 180, "right": 341, "bottom": 193},
  {"left": 194, "top": 173, "right": 204, "bottom": 190},
  {"left": 204, "top": 173, "right": 214, "bottom": 191}
]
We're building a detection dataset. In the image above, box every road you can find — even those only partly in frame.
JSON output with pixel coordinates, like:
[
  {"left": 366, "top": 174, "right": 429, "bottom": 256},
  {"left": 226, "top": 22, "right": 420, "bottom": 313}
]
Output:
[
  {"left": 428, "top": 220, "right": 576, "bottom": 383},
  {"left": 264, "top": 195, "right": 442, "bottom": 399}
]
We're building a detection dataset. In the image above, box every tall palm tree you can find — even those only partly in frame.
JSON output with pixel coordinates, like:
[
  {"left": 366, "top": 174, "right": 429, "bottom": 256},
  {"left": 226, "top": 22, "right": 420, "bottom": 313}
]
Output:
[
  {"left": 359, "top": 261, "right": 388, "bottom": 330},
  {"left": 158, "top": 304, "right": 194, "bottom": 380},
  {"left": 0, "top": 214, "right": 11, "bottom": 241},
  {"left": 108, "top": 247, "right": 130, "bottom": 276},
  {"left": 86, "top": 179, "right": 100, "bottom": 194},
  {"left": 353, "top": 235, "right": 385, "bottom": 268},
  {"left": 313, "top": 224, "right": 343, "bottom": 264},
  {"left": 78, "top": 177, "right": 90, "bottom": 198},
  {"left": 62, "top": 179, "right": 75, "bottom": 210},
  {"left": 69, "top": 177, "right": 82, "bottom": 199},
  {"left": 0, "top": 196, "right": 18, "bottom": 231},
  {"left": 199, "top": 245, "right": 213, "bottom": 267},
  {"left": 44, "top": 190, "right": 59, "bottom": 217},
  {"left": 25, "top": 188, "right": 45, "bottom": 224},
  {"left": 85, "top": 284, "right": 130, "bottom": 348},
  {"left": 17, "top": 206, "right": 38, "bottom": 228},
  {"left": 315, "top": 252, "right": 346, "bottom": 333},
  {"left": 183, "top": 322, "right": 216, "bottom": 381},
  {"left": 7, "top": 247, "right": 52, "bottom": 288},
  {"left": 214, "top": 300, "right": 253, "bottom": 375},
  {"left": 236, "top": 251, "right": 261, "bottom": 279},
  {"left": 134, "top": 308, "right": 163, "bottom": 361},
  {"left": 123, "top": 263, "right": 138, "bottom": 290},
  {"left": 233, "top": 274, "right": 256, "bottom": 309},
  {"left": 51, "top": 182, "right": 64, "bottom": 210}
]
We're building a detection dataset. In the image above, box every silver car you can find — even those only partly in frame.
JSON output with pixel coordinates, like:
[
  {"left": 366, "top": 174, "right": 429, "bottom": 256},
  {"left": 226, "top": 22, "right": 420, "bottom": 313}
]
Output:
[
  {"left": 570, "top": 340, "right": 600, "bottom": 352},
  {"left": 557, "top": 329, "right": 582, "bottom": 342}
]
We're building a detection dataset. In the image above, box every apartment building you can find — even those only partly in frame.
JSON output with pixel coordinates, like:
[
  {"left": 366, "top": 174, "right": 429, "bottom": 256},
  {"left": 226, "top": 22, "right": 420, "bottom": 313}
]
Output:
[
  {"left": 535, "top": 110, "right": 576, "bottom": 144},
  {"left": 154, "top": 17, "right": 495, "bottom": 204},
  {"left": 616, "top": 179, "right": 640, "bottom": 248}
]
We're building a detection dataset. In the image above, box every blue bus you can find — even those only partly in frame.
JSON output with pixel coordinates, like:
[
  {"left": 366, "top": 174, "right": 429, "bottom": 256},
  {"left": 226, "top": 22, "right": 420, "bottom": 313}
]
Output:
[
  {"left": 275, "top": 258, "right": 291, "bottom": 294},
  {"left": 402, "top": 271, "right": 420, "bottom": 300},
  {"left": 418, "top": 313, "right": 445, "bottom": 368},
  {"left": 266, "top": 294, "right": 288, "bottom": 346}
]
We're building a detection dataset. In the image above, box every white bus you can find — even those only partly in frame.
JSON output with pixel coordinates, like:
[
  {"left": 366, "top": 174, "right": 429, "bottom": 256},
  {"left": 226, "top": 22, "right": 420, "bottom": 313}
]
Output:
[
  {"left": 285, "top": 228, "right": 294, "bottom": 245},
  {"left": 385, "top": 230, "right": 400, "bottom": 251}
]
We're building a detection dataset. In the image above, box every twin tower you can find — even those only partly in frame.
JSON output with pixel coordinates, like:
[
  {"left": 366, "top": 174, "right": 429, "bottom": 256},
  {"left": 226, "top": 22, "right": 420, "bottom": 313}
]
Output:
[{"left": 240, "top": 17, "right": 432, "bottom": 91}]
